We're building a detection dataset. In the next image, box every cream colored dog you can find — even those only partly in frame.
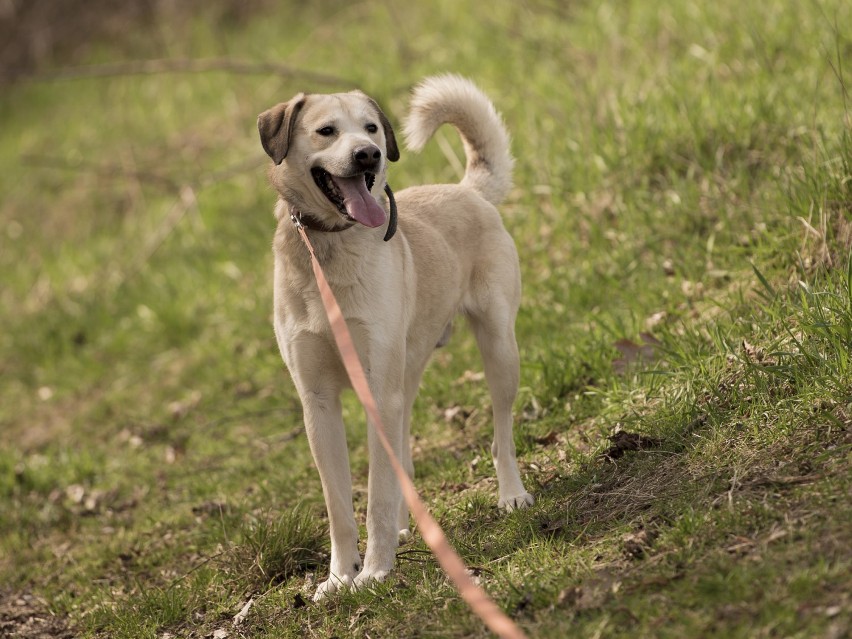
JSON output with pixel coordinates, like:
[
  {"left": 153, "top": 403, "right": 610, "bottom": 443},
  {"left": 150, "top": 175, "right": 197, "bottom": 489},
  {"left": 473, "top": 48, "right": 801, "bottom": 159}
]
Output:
[{"left": 257, "top": 75, "right": 533, "bottom": 601}]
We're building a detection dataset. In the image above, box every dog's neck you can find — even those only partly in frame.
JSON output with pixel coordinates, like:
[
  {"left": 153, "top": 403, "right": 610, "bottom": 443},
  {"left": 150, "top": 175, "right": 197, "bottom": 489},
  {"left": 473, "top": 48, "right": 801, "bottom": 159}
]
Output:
[{"left": 287, "top": 204, "right": 355, "bottom": 234}]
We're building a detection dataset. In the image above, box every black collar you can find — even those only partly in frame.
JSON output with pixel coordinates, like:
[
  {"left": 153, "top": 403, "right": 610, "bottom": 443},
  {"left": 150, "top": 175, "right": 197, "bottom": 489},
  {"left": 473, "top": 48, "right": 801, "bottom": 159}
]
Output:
[
  {"left": 291, "top": 211, "right": 353, "bottom": 233},
  {"left": 290, "top": 183, "right": 398, "bottom": 242}
]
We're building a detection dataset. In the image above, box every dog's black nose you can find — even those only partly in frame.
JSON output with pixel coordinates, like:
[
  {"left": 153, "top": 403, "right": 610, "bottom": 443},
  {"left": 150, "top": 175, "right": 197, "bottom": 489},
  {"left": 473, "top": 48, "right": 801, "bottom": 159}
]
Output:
[{"left": 353, "top": 145, "right": 382, "bottom": 169}]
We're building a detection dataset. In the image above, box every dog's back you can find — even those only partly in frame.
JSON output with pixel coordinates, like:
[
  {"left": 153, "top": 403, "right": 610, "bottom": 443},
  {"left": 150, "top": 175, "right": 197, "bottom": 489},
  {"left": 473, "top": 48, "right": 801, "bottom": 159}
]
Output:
[{"left": 403, "top": 75, "right": 514, "bottom": 206}]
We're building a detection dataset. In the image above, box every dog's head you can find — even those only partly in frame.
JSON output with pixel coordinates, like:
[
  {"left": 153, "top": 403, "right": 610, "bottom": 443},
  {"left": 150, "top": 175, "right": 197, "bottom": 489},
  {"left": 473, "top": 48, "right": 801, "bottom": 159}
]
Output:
[{"left": 258, "top": 90, "right": 399, "bottom": 230}]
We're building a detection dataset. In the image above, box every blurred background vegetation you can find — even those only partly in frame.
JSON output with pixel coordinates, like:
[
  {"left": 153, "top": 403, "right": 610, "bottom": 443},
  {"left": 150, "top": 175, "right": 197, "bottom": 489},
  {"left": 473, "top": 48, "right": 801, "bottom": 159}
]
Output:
[{"left": 1, "top": 1, "right": 850, "bottom": 637}]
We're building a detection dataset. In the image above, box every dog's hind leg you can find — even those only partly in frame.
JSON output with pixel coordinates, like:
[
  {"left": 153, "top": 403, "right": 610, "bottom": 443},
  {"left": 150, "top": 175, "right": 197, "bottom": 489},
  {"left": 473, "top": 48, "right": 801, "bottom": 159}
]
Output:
[
  {"left": 396, "top": 358, "right": 431, "bottom": 539},
  {"left": 468, "top": 304, "right": 534, "bottom": 511},
  {"left": 396, "top": 399, "right": 415, "bottom": 540}
]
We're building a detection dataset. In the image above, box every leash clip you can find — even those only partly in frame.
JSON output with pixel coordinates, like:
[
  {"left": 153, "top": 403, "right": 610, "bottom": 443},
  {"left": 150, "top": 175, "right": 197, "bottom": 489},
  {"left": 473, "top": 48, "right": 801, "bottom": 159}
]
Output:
[{"left": 290, "top": 210, "right": 304, "bottom": 230}]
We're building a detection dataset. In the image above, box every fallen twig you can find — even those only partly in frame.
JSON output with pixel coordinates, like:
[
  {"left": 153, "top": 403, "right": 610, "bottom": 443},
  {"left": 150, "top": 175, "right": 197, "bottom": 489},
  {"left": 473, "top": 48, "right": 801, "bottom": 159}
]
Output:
[
  {"left": 166, "top": 549, "right": 228, "bottom": 591},
  {"left": 116, "top": 184, "right": 198, "bottom": 289}
]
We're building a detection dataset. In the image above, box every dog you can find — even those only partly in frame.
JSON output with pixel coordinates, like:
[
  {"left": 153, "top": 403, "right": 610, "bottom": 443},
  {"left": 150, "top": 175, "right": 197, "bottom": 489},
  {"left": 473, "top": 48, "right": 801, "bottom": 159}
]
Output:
[{"left": 257, "top": 75, "right": 533, "bottom": 601}]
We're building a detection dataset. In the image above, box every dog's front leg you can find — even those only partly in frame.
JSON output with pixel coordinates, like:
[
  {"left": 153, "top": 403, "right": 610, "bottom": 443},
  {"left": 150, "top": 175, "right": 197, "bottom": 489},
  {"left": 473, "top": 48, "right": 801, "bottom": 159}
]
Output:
[
  {"left": 301, "top": 391, "right": 362, "bottom": 601},
  {"left": 354, "top": 384, "right": 405, "bottom": 590}
]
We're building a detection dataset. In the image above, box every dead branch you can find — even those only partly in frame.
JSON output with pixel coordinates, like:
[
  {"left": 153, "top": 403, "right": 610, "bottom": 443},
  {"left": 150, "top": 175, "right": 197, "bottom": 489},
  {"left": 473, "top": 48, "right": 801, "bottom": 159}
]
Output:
[
  {"left": 20, "top": 153, "right": 180, "bottom": 191},
  {"left": 8, "top": 58, "right": 354, "bottom": 87}
]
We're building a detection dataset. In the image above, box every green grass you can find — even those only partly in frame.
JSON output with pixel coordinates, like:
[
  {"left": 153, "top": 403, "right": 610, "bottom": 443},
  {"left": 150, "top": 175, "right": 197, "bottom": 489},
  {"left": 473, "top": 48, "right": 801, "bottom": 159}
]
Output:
[{"left": 1, "top": 0, "right": 850, "bottom": 637}]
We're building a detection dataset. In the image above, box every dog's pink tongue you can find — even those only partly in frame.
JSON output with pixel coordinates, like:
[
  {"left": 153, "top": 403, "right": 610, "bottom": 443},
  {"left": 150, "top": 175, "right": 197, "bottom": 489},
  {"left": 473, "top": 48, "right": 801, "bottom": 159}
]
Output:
[{"left": 332, "top": 175, "right": 386, "bottom": 228}]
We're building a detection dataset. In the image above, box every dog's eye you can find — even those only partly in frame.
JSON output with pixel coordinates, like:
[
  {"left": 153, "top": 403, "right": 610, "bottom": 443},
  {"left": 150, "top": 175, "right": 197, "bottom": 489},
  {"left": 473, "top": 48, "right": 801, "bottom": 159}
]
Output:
[
  {"left": 365, "top": 123, "right": 378, "bottom": 134},
  {"left": 316, "top": 126, "right": 336, "bottom": 137}
]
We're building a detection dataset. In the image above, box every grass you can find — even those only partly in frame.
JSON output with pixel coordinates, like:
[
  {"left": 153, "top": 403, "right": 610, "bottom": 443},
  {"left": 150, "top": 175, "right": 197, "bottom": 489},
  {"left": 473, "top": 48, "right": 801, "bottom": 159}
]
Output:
[{"left": 1, "top": 0, "right": 850, "bottom": 637}]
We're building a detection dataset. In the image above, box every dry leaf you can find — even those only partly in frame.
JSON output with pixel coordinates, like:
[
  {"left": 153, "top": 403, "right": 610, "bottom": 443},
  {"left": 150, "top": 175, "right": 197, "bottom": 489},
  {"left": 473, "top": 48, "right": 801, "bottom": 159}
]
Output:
[
  {"left": 454, "top": 370, "right": 485, "bottom": 385},
  {"left": 558, "top": 569, "right": 620, "bottom": 611},
  {"left": 233, "top": 598, "right": 253, "bottom": 626},
  {"left": 645, "top": 311, "right": 667, "bottom": 330},
  {"left": 622, "top": 528, "right": 658, "bottom": 559},
  {"left": 65, "top": 484, "right": 85, "bottom": 504},
  {"left": 533, "top": 431, "right": 560, "bottom": 446},
  {"left": 443, "top": 406, "right": 462, "bottom": 422},
  {"left": 612, "top": 333, "right": 661, "bottom": 373},
  {"left": 601, "top": 431, "right": 661, "bottom": 460},
  {"left": 521, "top": 396, "right": 544, "bottom": 421}
]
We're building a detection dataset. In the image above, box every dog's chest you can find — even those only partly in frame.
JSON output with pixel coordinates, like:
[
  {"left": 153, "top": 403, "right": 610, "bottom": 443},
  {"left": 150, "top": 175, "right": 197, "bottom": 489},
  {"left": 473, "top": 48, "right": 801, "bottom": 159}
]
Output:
[{"left": 273, "top": 247, "right": 403, "bottom": 339}]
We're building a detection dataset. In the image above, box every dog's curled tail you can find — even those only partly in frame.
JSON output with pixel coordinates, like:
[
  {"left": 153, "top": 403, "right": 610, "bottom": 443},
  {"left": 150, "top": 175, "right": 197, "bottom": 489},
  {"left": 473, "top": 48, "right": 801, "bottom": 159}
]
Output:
[{"left": 403, "top": 75, "right": 514, "bottom": 206}]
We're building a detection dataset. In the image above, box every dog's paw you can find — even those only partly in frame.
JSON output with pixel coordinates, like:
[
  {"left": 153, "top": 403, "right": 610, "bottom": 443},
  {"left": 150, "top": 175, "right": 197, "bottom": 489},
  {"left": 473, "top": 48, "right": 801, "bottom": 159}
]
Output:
[
  {"left": 398, "top": 528, "right": 412, "bottom": 542},
  {"left": 313, "top": 573, "right": 355, "bottom": 602},
  {"left": 353, "top": 569, "right": 390, "bottom": 591},
  {"left": 498, "top": 492, "right": 534, "bottom": 512}
]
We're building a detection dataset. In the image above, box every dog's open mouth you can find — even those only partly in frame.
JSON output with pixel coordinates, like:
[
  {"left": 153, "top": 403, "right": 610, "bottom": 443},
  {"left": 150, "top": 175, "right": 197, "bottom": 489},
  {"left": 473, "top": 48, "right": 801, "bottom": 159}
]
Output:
[{"left": 311, "top": 168, "right": 386, "bottom": 228}]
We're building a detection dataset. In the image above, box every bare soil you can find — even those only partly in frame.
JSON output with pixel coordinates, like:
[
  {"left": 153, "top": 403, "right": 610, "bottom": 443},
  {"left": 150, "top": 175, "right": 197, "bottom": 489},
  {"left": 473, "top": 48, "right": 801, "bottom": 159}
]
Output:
[{"left": 0, "top": 591, "right": 75, "bottom": 639}]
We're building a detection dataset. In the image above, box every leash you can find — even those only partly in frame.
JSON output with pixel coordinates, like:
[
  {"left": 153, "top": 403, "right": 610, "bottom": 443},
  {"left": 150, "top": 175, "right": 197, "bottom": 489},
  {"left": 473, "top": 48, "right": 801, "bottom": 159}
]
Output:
[{"left": 293, "top": 218, "right": 528, "bottom": 639}]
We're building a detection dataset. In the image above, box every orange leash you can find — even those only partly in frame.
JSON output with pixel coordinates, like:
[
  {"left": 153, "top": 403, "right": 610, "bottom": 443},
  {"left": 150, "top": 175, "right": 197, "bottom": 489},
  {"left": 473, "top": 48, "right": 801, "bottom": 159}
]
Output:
[{"left": 296, "top": 223, "right": 528, "bottom": 639}]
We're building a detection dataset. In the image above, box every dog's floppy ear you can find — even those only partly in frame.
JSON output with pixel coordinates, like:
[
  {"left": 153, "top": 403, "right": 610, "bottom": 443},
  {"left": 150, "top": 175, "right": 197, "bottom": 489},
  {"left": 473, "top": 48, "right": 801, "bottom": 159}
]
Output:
[
  {"left": 360, "top": 94, "right": 400, "bottom": 162},
  {"left": 257, "top": 93, "right": 307, "bottom": 165}
]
